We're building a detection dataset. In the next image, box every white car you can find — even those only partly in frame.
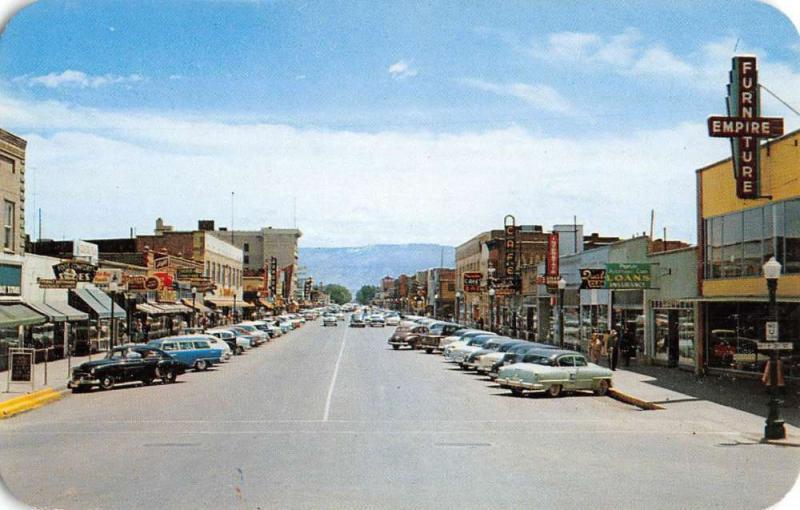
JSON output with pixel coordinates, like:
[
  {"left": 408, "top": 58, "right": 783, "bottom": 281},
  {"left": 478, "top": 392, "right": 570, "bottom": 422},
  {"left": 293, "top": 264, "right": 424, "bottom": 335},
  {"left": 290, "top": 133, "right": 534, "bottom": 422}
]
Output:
[
  {"left": 207, "top": 328, "right": 250, "bottom": 353},
  {"left": 385, "top": 315, "right": 401, "bottom": 326},
  {"left": 322, "top": 314, "right": 338, "bottom": 326},
  {"left": 200, "top": 334, "right": 233, "bottom": 361}
]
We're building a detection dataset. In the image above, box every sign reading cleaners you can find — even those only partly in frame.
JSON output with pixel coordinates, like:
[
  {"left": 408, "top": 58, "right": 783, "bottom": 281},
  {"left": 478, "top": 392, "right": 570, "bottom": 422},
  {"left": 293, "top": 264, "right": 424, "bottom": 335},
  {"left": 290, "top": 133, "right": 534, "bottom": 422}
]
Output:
[
  {"left": 544, "top": 232, "right": 560, "bottom": 286},
  {"left": 268, "top": 257, "right": 278, "bottom": 297},
  {"left": 708, "top": 56, "right": 784, "bottom": 199}
]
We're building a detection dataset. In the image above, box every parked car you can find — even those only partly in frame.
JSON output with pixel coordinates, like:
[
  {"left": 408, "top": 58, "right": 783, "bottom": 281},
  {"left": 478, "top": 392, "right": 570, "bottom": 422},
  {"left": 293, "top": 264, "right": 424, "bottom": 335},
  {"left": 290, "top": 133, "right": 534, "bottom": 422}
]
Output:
[
  {"left": 208, "top": 327, "right": 254, "bottom": 352},
  {"left": 68, "top": 345, "right": 185, "bottom": 392},
  {"left": 444, "top": 334, "right": 496, "bottom": 364},
  {"left": 385, "top": 314, "right": 401, "bottom": 326},
  {"left": 462, "top": 337, "right": 517, "bottom": 370},
  {"left": 350, "top": 313, "right": 367, "bottom": 328},
  {"left": 388, "top": 324, "right": 428, "bottom": 349},
  {"left": 416, "top": 322, "right": 465, "bottom": 353},
  {"left": 496, "top": 349, "right": 613, "bottom": 397},
  {"left": 323, "top": 314, "right": 338, "bottom": 326},
  {"left": 442, "top": 330, "right": 496, "bottom": 356},
  {"left": 232, "top": 324, "right": 269, "bottom": 345},
  {"left": 147, "top": 336, "right": 224, "bottom": 371},
  {"left": 477, "top": 341, "right": 537, "bottom": 376},
  {"left": 206, "top": 328, "right": 247, "bottom": 355},
  {"left": 205, "top": 335, "right": 233, "bottom": 361}
]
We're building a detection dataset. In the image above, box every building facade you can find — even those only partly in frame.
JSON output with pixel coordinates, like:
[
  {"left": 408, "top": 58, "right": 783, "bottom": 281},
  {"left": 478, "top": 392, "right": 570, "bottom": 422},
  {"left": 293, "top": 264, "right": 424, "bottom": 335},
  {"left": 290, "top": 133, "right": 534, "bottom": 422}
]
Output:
[{"left": 697, "top": 128, "right": 800, "bottom": 379}]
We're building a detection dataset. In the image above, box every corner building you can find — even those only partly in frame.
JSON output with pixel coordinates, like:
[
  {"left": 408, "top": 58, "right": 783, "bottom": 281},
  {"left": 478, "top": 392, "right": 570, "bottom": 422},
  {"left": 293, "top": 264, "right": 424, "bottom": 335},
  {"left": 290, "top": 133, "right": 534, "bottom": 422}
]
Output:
[{"left": 697, "top": 128, "right": 800, "bottom": 378}]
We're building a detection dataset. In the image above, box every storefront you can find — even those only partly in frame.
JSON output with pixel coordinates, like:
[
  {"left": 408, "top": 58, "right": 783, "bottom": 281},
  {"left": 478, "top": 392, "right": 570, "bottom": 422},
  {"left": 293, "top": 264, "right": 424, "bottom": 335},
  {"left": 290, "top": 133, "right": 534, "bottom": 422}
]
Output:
[
  {"left": 0, "top": 303, "right": 46, "bottom": 371},
  {"left": 697, "top": 128, "right": 800, "bottom": 379},
  {"left": 69, "top": 286, "right": 127, "bottom": 354},
  {"left": 25, "top": 301, "right": 89, "bottom": 363}
]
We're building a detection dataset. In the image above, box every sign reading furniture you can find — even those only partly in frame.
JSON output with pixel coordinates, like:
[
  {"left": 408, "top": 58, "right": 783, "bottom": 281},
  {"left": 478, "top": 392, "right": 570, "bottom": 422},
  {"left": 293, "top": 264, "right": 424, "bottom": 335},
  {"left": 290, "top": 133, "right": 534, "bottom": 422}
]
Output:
[{"left": 707, "top": 55, "right": 784, "bottom": 199}]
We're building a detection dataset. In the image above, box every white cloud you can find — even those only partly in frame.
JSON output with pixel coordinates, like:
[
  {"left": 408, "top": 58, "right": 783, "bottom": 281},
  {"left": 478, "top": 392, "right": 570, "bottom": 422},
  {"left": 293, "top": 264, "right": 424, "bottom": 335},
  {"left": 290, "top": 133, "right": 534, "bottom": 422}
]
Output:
[
  {"left": 0, "top": 90, "right": 755, "bottom": 247},
  {"left": 19, "top": 70, "right": 145, "bottom": 89},
  {"left": 388, "top": 60, "right": 418, "bottom": 79},
  {"left": 461, "top": 79, "right": 575, "bottom": 115}
]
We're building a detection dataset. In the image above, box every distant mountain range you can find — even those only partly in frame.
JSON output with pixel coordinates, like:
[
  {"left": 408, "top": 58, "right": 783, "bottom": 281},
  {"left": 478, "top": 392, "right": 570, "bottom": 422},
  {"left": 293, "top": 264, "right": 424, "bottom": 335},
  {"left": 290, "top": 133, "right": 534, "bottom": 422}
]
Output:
[{"left": 299, "top": 244, "right": 456, "bottom": 293}]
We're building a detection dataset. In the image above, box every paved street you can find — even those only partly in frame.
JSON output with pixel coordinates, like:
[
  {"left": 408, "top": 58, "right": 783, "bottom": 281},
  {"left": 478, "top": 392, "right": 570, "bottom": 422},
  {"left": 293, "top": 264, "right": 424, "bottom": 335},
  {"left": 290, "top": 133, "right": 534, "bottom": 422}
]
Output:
[{"left": 2, "top": 322, "right": 799, "bottom": 509}]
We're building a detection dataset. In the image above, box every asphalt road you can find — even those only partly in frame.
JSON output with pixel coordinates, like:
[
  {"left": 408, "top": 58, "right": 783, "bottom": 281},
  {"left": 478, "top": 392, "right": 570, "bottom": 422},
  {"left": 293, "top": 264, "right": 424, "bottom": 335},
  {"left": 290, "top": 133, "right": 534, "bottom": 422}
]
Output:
[{"left": 1, "top": 320, "right": 799, "bottom": 509}]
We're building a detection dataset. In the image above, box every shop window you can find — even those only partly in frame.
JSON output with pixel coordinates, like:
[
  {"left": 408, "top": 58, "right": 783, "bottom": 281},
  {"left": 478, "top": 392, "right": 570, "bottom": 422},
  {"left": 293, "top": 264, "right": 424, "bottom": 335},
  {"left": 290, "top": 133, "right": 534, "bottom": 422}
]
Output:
[
  {"left": 721, "top": 212, "right": 743, "bottom": 277},
  {"left": 243, "top": 255, "right": 249, "bottom": 264},
  {"left": 710, "top": 216, "right": 723, "bottom": 278},
  {"left": 243, "top": 243, "right": 249, "bottom": 252},
  {"left": 742, "top": 207, "right": 763, "bottom": 276},
  {"left": 763, "top": 203, "right": 775, "bottom": 264},
  {"left": 785, "top": 199, "right": 800, "bottom": 274}
]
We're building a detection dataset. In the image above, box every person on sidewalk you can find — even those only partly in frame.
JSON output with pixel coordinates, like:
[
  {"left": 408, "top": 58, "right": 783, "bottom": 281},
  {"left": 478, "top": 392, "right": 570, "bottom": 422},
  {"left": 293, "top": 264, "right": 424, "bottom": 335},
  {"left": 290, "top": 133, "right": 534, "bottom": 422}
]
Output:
[
  {"left": 607, "top": 329, "right": 619, "bottom": 371},
  {"left": 590, "top": 331, "right": 603, "bottom": 364}
]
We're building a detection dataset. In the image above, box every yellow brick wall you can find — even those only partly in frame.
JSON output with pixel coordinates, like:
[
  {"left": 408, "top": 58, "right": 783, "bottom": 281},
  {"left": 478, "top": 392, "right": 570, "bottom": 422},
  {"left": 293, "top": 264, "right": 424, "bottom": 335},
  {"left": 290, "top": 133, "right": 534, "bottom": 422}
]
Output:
[
  {"left": 701, "top": 130, "right": 800, "bottom": 219},
  {"left": 703, "top": 274, "right": 800, "bottom": 298}
]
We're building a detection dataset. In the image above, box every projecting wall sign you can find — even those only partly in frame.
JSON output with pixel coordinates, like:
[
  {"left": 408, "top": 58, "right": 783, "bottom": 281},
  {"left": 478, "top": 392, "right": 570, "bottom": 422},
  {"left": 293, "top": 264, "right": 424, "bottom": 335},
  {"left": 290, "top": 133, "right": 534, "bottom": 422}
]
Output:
[{"left": 707, "top": 55, "right": 784, "bottom": 199}]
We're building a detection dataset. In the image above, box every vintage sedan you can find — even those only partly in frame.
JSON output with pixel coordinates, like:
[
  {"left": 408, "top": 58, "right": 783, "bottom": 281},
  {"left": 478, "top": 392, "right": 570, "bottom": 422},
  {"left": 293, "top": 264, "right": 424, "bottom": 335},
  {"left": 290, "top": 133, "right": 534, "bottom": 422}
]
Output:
[
  {"left": 68, "top": 345, "right": 185, "bottom": 392},
  {"left": 496, "top": 349, "right": 613, "bottom": 397},
  {"left": 388, "top": 324, "right": 428, "bottom": 349},
  {"left": 322, "top": 314, "right": 338, "bottom": 326}
]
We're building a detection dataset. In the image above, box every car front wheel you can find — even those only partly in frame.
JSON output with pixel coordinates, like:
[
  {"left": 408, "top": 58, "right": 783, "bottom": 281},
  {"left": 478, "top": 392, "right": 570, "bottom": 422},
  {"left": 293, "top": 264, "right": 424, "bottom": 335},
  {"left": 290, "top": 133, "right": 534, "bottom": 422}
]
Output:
[
  {"left": 195, "top": 359, "right": 208, "bottom": 371},
  {"left": 99, "top": 375, "right": 114, "bottom": 390}
]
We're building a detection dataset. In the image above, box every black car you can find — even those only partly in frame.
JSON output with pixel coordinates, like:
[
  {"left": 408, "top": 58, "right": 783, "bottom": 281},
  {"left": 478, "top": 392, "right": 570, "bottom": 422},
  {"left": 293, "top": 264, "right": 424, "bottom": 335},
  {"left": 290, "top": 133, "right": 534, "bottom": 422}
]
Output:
[{"left": 68, "top": 345, "right": 186, "bottom": 392}]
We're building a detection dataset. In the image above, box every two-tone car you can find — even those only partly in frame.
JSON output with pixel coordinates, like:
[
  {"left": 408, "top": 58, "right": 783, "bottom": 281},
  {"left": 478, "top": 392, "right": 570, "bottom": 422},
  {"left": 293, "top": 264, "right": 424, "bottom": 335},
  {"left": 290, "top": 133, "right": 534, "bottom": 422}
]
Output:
[
  {"left": 445, "top": 334, "right": 497, "bottom": 364},
  {"left": 480, "top": 341, "right": 556, "bottom": 377},
  {"left": 416, "top": 322, "right": 465, "bottom": 353},
  {"left": 147, "top": 336, "right": 224, "bottom": 371},
  {"left": 496, "top": 349, "right": 613, "bottom": 397},
  {"left": 68, "top": 345, "right": 185, "bottom": 392},
  {"left": 388, "top": 323, "right": 428, "bottom": 350},
  {"left": 462, "top": 337, "right": 518, "bottom": 370}
]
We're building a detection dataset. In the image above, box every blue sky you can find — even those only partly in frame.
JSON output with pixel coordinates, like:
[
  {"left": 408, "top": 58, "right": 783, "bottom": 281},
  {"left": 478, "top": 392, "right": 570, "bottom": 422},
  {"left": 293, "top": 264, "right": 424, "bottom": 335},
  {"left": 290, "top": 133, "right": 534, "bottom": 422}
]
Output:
[{"left": 0, "top": 0, "right": 799, "bottom": 246}]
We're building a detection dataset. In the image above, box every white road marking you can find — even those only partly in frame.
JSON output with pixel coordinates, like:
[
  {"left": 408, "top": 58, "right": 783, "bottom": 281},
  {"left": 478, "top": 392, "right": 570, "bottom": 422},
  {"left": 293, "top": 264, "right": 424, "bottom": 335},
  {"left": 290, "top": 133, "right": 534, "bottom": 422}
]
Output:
[
  {"left": 322, "top": 324, "right": 348, "bottom": 421},
  {"left": 0, "top": 430, "right": 744, "bottom": 436}
]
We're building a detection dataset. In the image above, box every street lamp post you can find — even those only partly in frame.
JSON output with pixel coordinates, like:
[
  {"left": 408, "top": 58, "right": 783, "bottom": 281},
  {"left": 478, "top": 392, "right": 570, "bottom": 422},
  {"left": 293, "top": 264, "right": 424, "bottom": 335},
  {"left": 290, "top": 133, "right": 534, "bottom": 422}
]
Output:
[
  {"left": 191, "top": 287, "right": 198, "bottom": 328},
  {"left": 488, "top": 287, "right": 496, "bottom": 332},
  {"left": 557, "top": 278, "right": 566, "bottom": 348},
  {"left": 109, "top": 282, "right": 118, "bottom": 350},
  {"left": 434, "top": 293, "right": 439, "bottom": 319},
  {"left": 455, "top": 291, "right": 462, "bottom": 325},
  {"left": 763, "top": 257, "right": 786, "bottom": 440}
]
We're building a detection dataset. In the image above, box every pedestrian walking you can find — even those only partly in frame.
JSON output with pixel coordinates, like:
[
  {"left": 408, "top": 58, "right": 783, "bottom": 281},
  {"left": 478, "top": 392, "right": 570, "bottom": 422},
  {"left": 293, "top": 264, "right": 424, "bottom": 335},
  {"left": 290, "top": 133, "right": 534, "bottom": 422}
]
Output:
[
  {"left": 607, "top": 329, "right": 619, "bottom": 371},
  {"left": 590, "top": 332, "right": 603, "bottom": 364}
]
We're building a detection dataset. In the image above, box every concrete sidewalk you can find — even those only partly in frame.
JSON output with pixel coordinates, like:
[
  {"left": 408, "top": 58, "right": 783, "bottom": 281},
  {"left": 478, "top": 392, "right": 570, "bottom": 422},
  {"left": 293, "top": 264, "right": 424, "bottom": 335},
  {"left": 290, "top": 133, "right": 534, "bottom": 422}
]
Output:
[
  {"left": 609, "top": 361, "right": 800, "bottom": 427},
  {"left": 1, "top": 352, "right": 102, "bottom": 402}
]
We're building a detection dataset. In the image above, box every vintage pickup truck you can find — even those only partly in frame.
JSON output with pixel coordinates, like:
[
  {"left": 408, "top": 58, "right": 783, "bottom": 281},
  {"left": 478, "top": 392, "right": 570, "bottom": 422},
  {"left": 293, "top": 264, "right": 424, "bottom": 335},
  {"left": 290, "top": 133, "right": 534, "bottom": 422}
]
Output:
[{"left": 416, "top": 322, "right": 466, "bottom": 353}]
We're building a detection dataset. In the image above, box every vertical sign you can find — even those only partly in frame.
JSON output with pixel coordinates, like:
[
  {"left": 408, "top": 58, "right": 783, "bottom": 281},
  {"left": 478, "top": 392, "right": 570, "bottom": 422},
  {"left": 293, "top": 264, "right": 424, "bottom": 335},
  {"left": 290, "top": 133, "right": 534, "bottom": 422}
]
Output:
[
  {"left": 546, "top": 232, "right": 559, "bottom": 277},
  {"left": 503, "top": 215, "right": 517, "bottom": 282},
  {"left": 268, "top": 257, "right": 278, "bottom": 297},
  {"left": 708, "top": 56, "right": 784, "bottom": 199}
]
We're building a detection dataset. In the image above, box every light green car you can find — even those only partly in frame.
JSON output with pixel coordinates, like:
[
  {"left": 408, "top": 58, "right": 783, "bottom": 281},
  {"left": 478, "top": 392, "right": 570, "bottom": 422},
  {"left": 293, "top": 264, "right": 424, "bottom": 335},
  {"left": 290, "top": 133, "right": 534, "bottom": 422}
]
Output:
[{"left": 496, "top": 349, "right": 612, "bottom": 398}]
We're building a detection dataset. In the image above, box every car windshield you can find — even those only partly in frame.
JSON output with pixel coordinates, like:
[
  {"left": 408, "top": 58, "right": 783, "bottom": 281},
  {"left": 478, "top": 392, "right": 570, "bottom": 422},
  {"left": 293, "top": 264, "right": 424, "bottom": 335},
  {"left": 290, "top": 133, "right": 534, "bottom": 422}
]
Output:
[{"left": 522, "top": 355, "right": 552, "bottom": 365}]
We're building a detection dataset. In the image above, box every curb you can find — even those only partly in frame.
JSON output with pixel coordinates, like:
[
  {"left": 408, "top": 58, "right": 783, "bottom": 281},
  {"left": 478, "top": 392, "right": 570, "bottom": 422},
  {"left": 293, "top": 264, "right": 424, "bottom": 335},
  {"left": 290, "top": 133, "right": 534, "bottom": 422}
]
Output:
[
  {"left": 608, "top": 388, "right": 665, "bottom": 411},
  {"left": 0, "top": 387, "right": 63, "bottom": 419}
]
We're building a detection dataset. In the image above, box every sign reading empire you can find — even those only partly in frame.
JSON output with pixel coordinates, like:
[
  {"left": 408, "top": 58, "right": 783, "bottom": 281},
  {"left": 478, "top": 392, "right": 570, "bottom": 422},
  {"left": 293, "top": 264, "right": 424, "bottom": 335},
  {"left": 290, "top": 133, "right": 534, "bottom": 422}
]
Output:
[{"left": 707, "top": 55, "right": 784, "bottom": 199}]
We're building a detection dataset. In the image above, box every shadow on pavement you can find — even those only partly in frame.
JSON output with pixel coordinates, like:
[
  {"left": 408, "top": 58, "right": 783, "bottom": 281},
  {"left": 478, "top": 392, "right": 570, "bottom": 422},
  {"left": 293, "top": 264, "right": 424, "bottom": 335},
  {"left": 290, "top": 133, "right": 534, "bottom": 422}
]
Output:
[{"left": 620, "top": 363, "right": 800, "bottom": 427}]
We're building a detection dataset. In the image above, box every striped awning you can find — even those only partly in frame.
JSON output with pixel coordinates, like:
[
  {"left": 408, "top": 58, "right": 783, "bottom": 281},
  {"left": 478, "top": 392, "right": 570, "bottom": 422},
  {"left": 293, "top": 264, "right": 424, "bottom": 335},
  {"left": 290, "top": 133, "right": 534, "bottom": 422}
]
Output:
[
  {"left": 26, "top": 301, "right": 88, "bottom": 322},
  {"left": 137, "top": 302, "right": 166, "bottom": 315},
  {"left": 0, "top": 304, "right": 47, "bottom": 328}
]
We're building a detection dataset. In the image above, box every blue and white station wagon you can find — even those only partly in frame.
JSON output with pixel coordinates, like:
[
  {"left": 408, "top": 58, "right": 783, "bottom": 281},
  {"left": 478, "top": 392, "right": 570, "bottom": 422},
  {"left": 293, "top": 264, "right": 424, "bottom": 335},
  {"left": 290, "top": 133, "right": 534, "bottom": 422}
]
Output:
[{"left": 147, "top": 335, "right": 224, "bottom": 371}]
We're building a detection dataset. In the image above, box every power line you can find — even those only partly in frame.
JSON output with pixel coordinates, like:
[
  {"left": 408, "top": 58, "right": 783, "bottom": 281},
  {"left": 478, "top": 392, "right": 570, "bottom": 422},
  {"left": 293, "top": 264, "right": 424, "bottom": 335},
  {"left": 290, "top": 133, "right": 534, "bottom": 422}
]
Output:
[{"left": 760, "top": 84, "right": 800, "bottom": 117}]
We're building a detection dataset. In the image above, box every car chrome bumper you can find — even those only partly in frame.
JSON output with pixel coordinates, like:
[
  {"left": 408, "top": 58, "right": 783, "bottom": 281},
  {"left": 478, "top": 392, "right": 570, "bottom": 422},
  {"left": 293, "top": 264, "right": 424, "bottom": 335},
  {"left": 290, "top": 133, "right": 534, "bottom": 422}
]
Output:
[
  {"left": 68, "top": 377, "right": 99, "bottom": 388},
  {"left": 496, "top": 379, "right": 544, "bottom": 390}
]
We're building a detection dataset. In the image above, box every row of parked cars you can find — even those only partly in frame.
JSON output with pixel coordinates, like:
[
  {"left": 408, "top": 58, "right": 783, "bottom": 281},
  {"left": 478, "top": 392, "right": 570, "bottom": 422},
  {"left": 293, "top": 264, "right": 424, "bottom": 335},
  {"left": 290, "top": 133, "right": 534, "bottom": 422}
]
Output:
[
  {"left": 387, "top": 316, "right": 613, "bottom": 398},
  {"left": 67, "top": 312, "right": 318, "bottom": 392}
]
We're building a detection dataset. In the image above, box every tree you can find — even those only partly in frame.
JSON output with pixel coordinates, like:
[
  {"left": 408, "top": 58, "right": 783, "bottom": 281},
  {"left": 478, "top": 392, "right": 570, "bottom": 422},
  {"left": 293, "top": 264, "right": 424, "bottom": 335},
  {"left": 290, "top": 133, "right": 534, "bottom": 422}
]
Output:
[
  {"left": 324, "top": 284, "right": 352, "bottom": 305},
  {"left": 356, "top": 285, "right": 380, "bottom": 305}
]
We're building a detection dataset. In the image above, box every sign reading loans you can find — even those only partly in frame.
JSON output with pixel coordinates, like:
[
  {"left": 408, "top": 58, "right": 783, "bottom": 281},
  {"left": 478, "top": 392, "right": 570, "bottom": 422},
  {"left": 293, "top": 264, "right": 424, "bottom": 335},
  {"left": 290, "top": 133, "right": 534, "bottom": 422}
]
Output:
[
  {"left": 707, "top": 56, "right": 784, "bottom": 199},
  {"left": 605, "top": 263, "right": 652, "bottom": 289}
]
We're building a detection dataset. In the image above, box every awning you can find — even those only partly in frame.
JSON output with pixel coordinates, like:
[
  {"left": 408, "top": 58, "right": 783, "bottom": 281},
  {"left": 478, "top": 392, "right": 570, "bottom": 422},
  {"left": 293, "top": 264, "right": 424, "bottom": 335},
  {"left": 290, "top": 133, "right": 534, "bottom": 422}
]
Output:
[
  {"left": 205, "top": 297, "right": 253, "bottom": 309},
  {"left": 156, "top": 302, "right": 193, "bottom": 314},
  {"left": 26, "top": 301, "right": 89, "bottom": 322},
  {"left": 0, "top": 304, "right": 47, "bottom": 328},
  {"left": 137, "top": 302, "right": 166, "bottom": 315},
  {"left": 74, "top": 287, "right": 126, "bottom": 320},
  {"left": 181, "top": 299, "right": 213, "bottom": 313}
]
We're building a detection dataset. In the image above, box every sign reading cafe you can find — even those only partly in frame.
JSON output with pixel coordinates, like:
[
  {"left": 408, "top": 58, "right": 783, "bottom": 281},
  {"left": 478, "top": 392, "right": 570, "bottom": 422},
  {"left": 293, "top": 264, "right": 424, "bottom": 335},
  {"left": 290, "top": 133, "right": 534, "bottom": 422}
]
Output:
[{"left": 708, "top": 55, "right": 784, "bottom": 199}]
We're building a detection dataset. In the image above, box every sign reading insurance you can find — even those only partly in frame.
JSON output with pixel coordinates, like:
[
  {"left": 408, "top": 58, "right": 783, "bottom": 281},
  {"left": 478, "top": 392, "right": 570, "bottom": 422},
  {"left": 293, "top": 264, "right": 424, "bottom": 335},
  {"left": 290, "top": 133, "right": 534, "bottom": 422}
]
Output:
[{"left": 707, "top": 56, "right": 784, "bottom": 199}]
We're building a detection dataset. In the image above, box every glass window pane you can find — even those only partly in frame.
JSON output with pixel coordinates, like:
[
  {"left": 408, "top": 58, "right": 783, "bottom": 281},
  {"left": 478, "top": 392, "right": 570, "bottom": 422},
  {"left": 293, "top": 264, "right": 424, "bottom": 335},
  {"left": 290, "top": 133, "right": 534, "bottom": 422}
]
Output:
[
  {"left": 742, "top": 208, "right": 762, "bottom": 276},
  {"left": 722, "top": 212, "right": 743, "bottom": 277},
  {"left": 763, "top": 204, "right": 775, "bottom": 263},
  {"left": 785, "top": 199, "right": 800, "bottom": 273}
]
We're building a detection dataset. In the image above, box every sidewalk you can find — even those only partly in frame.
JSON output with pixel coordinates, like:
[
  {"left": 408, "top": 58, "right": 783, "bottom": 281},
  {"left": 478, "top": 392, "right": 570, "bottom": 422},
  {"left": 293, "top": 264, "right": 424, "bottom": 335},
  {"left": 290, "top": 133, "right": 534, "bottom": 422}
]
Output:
[
  {"left": 1, "top": 353, "right": 101, "bottom": 403},
  {"left": 609, "top": 361, "right": 800, "bottom": 427}
]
